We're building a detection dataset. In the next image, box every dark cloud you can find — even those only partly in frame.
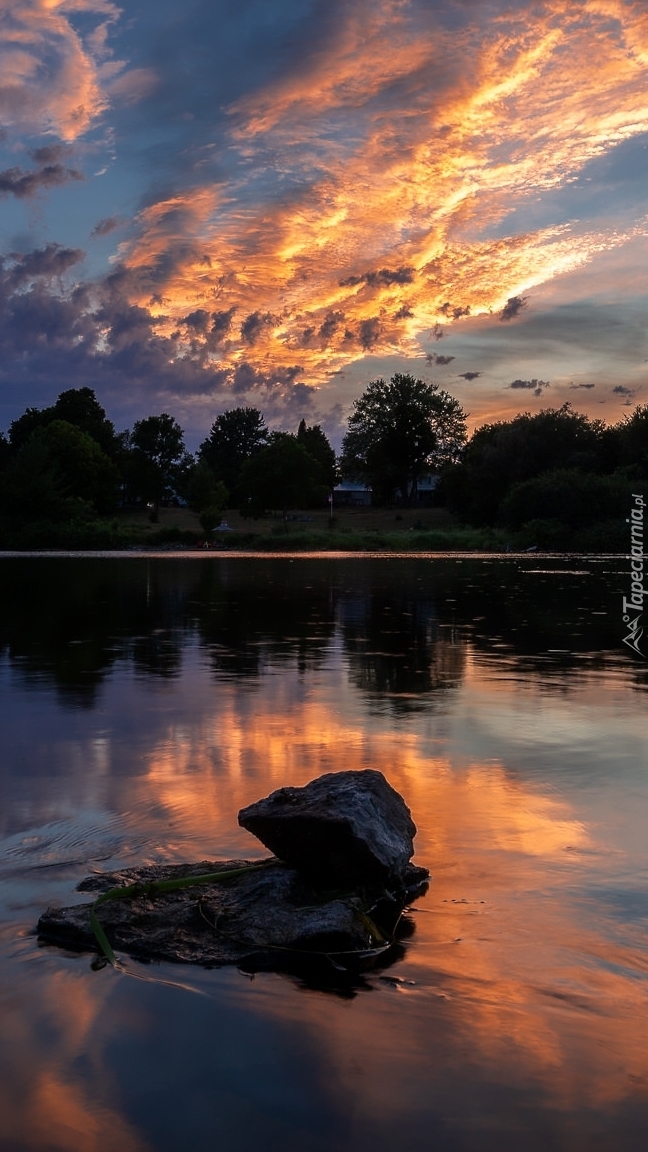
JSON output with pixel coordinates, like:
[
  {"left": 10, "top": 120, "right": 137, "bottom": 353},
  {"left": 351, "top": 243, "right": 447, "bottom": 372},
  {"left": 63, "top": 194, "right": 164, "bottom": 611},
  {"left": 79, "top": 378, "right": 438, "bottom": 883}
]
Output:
[
  {"left": 229, "top": 360, "right": 304, "bottom": 397},
  {"left": 426, "top": 353, "right": 454, "bottom": 365},
  {"left": 183, "top": 309, "right": 211, "bottom": 333},
  {"left": 181, "top": 305, "right": 236, "bottom": 347},
  {"left": 0, "top": 241, "right": 331, "bottom": 443},
  {"left": 177, "top": 307, "right": 236, "bottom": 358},
  {"left": 458, "top": 371, "right": 481, "bottom": 380},
  {"left": 431, "top": 324, "right": 444, "bottom": 340},
  {"left": 90, "top": 216, "right": 123, "bottom": 238},
  {"left": 2, "top": 244, "right": 85, "bottom": 289},
  {"left": 394, "top": 304, "right": 413, "bottom": 319},
  {"left": 340, "top": 266, "right": 415, "bottom": 288},
  {"left": 608, "top": 384, "right": 631, "bottom": 407},
  {"left": 358, "top": 317, "right": 382, "bottom": 350},
  {"left": 0, "top": 163, "right": 83, "bottom": 199},
  {"left": 570, "top": 382, "right": 595, "bottom": 389},
  {"left": 508, "top": 378, "right": 550, "bottom": 396},
  {"left": 240, "top": 310, "right": 278, "bottom": 345},
  {"left": 440, "top": 302, "right": 470, "bottom": 319},
  {"left": 211, "top": 308, "right": 236, "bottom": 341},
  {"left": 318, "top": 311, "right": 345, "bottom": 342},
  {"left": 295, "top": 325, "right": 316, "bottom": 348},
  {"left": 30, "top": 145, "right": 69, "bottom": 164},
  {"left": 500, "top": 295, "right": 528, "bottom": 321}
]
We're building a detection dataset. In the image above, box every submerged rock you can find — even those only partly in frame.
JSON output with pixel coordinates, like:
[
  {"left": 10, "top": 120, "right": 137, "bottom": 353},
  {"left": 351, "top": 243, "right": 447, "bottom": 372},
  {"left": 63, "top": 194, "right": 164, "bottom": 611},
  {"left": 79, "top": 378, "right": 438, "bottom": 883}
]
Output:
[
  {"left": 37, "top": 857, "right": 429, "bottom": 970},
  {"left": 238, "top": 769, "right": 417, "bottom": 886}
]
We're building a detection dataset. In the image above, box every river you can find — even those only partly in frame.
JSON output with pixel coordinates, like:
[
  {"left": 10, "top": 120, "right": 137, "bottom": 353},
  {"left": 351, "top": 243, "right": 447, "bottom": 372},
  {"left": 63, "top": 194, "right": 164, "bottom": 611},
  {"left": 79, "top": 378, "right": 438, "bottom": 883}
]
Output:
[{"left": 0, "top": 554, "right": 647, "bottom": 1151}]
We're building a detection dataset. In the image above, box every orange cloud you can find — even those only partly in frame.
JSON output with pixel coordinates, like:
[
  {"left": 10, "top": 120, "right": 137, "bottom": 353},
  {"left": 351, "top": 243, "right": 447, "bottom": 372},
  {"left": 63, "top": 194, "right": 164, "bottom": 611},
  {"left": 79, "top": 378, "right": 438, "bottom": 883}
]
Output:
[
  {"left": 110, "top": 0, "right": 648, "bottom": 397},
  {"left": 0, "top": 1, "right": 136, "bottom": 140}
]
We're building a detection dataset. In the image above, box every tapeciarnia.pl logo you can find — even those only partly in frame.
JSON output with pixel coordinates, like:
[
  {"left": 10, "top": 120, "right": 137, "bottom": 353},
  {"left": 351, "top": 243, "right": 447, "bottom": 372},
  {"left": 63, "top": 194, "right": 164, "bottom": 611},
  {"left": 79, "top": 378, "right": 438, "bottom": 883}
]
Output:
[{"left": 622, "top": 493, "right": 646, "bottom": 658}]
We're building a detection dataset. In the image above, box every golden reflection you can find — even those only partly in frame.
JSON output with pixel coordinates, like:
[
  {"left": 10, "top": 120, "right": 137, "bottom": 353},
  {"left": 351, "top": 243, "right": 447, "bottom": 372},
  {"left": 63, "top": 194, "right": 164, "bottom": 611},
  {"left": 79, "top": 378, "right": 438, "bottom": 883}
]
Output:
[
  {"left": 131, "top": 690, "right": 648, "bottom": 1114},
  {"left": 0, "top": 965, "right": 147, "bottom": 1152},
  {"left": 137, "top": 692, "right": 589, "bottom": 865}
]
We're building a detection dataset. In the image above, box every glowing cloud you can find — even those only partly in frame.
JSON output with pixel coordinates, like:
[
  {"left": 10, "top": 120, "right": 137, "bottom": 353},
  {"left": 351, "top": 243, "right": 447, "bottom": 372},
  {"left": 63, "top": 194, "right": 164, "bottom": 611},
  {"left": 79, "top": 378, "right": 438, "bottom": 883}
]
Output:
[
  {"left": 0, "top": 1, "right": 123, "bottom": 140},
  {"left": 2, "top": 0, "right": 648, "bottom": 421},
  {"left": 105, "top": 0, "right": 648, "bottom": 397}
]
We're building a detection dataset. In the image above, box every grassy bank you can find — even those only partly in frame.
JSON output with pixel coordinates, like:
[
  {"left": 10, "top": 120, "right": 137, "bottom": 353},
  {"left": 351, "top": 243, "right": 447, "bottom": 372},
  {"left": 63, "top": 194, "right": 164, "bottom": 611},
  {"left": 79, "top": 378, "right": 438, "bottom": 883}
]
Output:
[{"left": 0, "top": 504, "right": 629, "bottom": 552}]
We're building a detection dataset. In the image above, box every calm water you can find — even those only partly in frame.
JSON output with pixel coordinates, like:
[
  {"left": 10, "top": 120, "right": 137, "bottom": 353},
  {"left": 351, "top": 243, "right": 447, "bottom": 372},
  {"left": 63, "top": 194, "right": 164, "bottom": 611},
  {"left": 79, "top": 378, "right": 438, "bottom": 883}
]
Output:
[{"left": 1, "top": 554, "right": 647, "bottom": 1152}]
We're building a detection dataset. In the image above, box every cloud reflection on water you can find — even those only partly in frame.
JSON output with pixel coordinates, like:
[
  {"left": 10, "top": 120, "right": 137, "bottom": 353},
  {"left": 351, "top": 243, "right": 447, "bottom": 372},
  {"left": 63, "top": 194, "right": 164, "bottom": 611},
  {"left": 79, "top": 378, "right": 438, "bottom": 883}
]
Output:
[{"left": 0, "top": 557, "right": 647, "bottom": 1148}]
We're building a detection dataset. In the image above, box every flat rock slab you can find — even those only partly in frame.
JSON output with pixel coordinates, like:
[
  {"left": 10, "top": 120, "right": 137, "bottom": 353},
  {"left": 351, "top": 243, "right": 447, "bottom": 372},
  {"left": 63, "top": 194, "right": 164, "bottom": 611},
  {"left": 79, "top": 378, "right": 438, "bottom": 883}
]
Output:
[
  {"left": 238, "top": 769, "right": 417, "bottom": 886},
  {"left": 37, "top": 857, "right": 429, "bottom": 969}
]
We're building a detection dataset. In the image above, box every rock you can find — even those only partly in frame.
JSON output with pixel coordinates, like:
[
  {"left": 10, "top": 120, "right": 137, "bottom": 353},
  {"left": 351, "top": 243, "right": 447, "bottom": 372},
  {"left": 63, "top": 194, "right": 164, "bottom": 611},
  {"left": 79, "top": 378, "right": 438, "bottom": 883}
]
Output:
[
  {"left": 37, "top": 770, "right": 429, "bottom": 976},
  {"left": 37, "top": 857, "right": 429, "bottom": 972},
  {"left": 238, "top": 769, "right": 417, "bottom": 885}
]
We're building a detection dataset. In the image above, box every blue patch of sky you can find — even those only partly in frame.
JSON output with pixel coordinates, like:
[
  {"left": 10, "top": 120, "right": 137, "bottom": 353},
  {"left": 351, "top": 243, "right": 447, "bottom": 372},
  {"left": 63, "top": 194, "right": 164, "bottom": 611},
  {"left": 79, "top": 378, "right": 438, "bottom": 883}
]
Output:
[{"left": 481, "top": 132, "right": 648, "bottom": 240}]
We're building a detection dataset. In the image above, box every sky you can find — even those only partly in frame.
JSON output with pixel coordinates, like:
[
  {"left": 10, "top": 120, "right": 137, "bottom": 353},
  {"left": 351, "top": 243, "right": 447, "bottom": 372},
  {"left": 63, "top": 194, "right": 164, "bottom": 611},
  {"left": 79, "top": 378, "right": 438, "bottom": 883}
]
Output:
[{"left": 1, "top": 0, "right": 648, "bottom": 449}]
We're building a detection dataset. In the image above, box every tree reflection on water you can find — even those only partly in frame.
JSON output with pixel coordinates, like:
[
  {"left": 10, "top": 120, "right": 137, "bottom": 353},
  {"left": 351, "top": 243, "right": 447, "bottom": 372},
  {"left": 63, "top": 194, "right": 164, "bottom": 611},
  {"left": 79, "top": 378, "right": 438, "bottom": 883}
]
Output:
[
  {"left": 1, "top": 555, "right": 629, "bottom": 711},
  {"left": 1, "top": 555, "right": 648, "bottom": 1151}
]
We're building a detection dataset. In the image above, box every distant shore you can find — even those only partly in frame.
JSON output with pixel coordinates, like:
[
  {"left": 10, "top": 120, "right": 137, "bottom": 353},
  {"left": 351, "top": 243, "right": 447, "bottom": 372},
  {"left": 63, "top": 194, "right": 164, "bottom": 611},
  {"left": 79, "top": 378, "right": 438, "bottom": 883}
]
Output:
[{"left": 0, "top": 504, "right": 629, "bottom": 553}]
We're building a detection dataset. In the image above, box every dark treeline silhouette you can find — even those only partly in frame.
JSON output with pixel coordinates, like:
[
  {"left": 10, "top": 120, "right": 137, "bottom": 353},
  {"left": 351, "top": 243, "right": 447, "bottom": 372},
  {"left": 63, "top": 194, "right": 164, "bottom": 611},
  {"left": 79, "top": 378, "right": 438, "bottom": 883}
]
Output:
[
  {"left": 0, "top": 388, "right": 338, "bottom": 546},
  {"left": 440, "top": 402, "right": 648, "bottom": 549},
  {"left": 1, "top": 379, "right": 647, "bottom": 548}
]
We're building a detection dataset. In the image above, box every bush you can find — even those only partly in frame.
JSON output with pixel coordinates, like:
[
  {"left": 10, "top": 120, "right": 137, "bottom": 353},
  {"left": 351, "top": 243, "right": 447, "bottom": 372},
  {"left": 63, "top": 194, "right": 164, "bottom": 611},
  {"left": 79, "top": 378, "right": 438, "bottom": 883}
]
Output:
[{"left": 499, "top": 469, "right": 637, "bottom": 531}]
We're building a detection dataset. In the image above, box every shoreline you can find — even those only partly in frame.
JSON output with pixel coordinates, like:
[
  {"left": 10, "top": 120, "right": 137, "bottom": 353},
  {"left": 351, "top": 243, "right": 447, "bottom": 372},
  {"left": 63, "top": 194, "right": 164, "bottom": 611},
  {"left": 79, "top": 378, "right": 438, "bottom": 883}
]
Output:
[{"left": 0, "top": 548, "right": 627, "bottom": 559}]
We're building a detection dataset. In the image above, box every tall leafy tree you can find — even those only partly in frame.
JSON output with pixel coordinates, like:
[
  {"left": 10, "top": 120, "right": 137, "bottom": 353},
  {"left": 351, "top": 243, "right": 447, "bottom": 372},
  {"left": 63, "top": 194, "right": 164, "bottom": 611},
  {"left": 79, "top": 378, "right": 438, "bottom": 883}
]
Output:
[
  {"left": 129, "top": 413, "right": 189, "bottom": 518},
  {"left": 443, "top": 404, "right": 612, "bottom": 525},
  {"left": 341, "top": 373, "right": 467, "bottom": 504},
  {"left": 7, "top": 407, "right": 49, "bottom": 452},
  {"left": 1, "top": 420, "right": 118, "bottom": 521},
  {"left": 185, "top": 459, "right": 229, "bottom": 535},
  {"left": 50, "top": 388, "right": 119, "bottom": 457},
  {"left": 199, "top": 407, "right": 267, "bottom": 503},
  {"left": 239, "top": 433, "right": 326, "bottom": 517},
  {"left": 296, "top": 419, "right": 338, "bottom": 488},
  {"left": 614, "top": 404, "right": 648, "bottom": 475},
  {"left": 8, "top": 388, "right": 118, "bottom": 458}
]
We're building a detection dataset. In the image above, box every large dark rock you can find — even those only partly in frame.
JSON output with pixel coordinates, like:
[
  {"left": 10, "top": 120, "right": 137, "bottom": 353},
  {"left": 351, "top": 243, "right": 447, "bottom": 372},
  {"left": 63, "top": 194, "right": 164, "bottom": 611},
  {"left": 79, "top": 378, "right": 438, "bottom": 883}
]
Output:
[
  {"left": 238, "top": 770, "right": 417, "bottom": 885},
  {"left": 37, "top": 857, "right": 429, "bottom": 971},
  {"left": 37, "top": 770, "right": 429, "bottom": 976}
]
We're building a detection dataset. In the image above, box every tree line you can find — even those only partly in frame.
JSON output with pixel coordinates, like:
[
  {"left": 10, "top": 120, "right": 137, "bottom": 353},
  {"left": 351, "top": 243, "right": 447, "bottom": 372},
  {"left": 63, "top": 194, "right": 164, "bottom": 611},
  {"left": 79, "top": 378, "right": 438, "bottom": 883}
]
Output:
[
  {"left": 0, "top": 374, "right": 646, "bottom": 548},
  {"left": 0, "top": 387, "right": 339, "bottom": 542},
  {"left": 440, "top": 402, "right": 648, "bottom": 548}
]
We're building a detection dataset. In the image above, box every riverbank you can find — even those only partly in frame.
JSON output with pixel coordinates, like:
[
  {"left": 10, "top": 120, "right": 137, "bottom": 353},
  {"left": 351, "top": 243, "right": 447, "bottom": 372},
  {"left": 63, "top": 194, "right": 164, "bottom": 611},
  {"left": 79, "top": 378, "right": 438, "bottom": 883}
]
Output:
[{"left": 0, "top": 504, "right": 628, "bottom": 552}]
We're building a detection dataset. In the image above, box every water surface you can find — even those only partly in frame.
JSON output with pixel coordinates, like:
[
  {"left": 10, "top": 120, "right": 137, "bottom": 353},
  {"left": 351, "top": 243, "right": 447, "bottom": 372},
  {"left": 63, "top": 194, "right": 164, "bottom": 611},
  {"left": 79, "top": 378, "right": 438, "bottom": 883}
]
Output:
[{"left": 1, "top": 555, "right": 647, "bottom": 1151}]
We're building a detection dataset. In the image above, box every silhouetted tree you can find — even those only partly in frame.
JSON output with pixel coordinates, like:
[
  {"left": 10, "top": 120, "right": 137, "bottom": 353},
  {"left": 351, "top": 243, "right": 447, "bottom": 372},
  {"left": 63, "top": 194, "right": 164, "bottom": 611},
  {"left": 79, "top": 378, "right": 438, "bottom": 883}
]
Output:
[
  {"left": 185, "top": 459, "right": 228, "bottom": 534},
  {"left": 8, "top": 388, "right": 118, "bottom": 458},
  {"left": 341, "top": 374, "right": 467, "bottom": 504},
  {"left": 7, "top": 407, "right": 49, "bottom": 452},
  {"left": 239, "top": 433, "right": 326, "bottom": 517},
  {"left": 128, "top": 413, "right": 189, "bottom": 519},
  {"left": 199, "top": 407, "right": 267, "bottom": 504},
  {"left": 443, "top": 404, "right": 611, "bottom": 525},
  {"left": 50, "top": 388, "right": 119, "bottom": 457},
  {"left": 614, "top": 405, "right": 648, "bottom": 476},
  {"left": 1, "top": 420, "right": 118, "bottom": 520},
  {"left": 297, "top": 419, "right": 338, "bottom": 488}
]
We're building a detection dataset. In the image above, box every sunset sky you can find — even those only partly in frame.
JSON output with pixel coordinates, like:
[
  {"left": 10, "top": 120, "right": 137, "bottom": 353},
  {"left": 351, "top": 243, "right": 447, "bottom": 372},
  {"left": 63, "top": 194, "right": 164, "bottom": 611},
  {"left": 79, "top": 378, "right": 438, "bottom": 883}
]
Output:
[{"left": 1, "top": 0, "right": 648, "bottom": 446}]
